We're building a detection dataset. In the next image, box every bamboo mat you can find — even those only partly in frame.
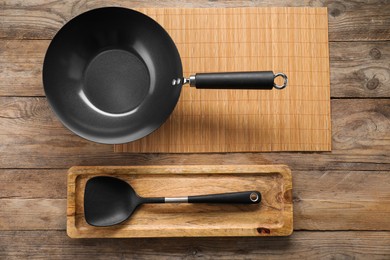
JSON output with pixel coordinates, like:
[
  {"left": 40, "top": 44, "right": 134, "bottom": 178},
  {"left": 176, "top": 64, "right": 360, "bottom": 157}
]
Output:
[{"left": 115, "top": 7, "right": 331, "bottom": 153}]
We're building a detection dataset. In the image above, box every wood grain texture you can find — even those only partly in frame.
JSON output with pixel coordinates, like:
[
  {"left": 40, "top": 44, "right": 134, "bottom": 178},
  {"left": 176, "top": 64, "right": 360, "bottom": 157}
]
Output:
[
  {"left": 0, "top": 169, "right": 67, "bottom": 199},
  {"left": 1, "top": 231, "right": 390, "bottom": 259},
  {"left": 0, "top": 40, "right": 47, "bottom": 96},
  {"left": 330, "top": 41, "right": 390, "bottom": 98},
  {"left": 1, "top": 97, "right": 389, "bottom": 169},
  {"left": 1, "top": 0, "right": 389, "bottom": 41},
  {"left": 1, "top": 169, "right": 390, "bottom": 231},
  {"left": 67, "top": 165, "right": 292, "bottom": 238},
  {"left": 294, "top": 170, "right": 390, "bottom": 230},
  {"left": 0, "top": 199, "right": 66, "bottom": 230}
]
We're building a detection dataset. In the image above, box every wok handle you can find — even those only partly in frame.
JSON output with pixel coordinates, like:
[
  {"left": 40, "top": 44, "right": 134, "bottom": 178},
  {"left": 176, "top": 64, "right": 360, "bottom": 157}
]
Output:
[
  {"left": 161, "top": 191, "right": 261, "bottom": 204},
  {"left": 190, "top": 71, "right": 287, "bottom": 90}
]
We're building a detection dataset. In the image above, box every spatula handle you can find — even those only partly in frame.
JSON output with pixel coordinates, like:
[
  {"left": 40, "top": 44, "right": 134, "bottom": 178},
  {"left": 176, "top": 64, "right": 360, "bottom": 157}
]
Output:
[
  {"left": 159, "top": 191, "right": 261, "bottom": 204},
  {"left": 188, "top": 191, "right": 261, "bottom": 204}
]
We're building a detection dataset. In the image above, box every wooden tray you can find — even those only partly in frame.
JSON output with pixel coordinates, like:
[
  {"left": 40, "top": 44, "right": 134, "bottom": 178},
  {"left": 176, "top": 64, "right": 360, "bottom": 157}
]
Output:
[
  {"left": 67, "top": 165, "right": 293, "bottom": 238},
  {"left": 115, "top": 7, "right": 331, "bottom": 153}
]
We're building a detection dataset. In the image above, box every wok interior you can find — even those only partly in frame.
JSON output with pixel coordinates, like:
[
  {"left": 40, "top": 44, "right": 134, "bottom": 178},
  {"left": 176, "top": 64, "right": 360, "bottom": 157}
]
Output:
[{"left": 43, "top": 7, "right": 183, "bottom": 144}]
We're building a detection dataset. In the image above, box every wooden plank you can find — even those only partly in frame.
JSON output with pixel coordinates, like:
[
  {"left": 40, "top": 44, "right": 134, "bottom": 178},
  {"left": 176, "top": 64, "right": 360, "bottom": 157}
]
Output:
[
  {"left": 1, "top": 231, "right": 390, "bottom": 259},
  {"left": 294, "top": 170, "right": 390, "bottom": 230},
  {"left": 0, "top": 40, "right": 47, "bottom": 96},
  {"left": 1, "top": 98, "right": 389, "bottom": 169},
  {"left": 1, "top": 169, "right": 390, "bottom": 231},
  {"left": 325, "top": 0, "right": 390, "bottom": 41},
  {"left": 0, "top": 0, "right": 389, "bottom": 41},
  {"left": 2, "top": 40, "right": 388, "bottom": 98},
  {"left": 1, "top": 135, "right": 388, "bottom": 171},
  {"left": 330, "top": 42, "right": 390, "bottom": 98},
  {"left": 0, "top": 199, "right": 66, "bottom": 230},
  {"left": 67, "top": 165, "right": 292, "bottom": 238},
  {"left": 331, "top": 99, "right": 390, "bottom": 154},
  {"left": 0, "top": 169, "right": 67, "bottom": 199}
]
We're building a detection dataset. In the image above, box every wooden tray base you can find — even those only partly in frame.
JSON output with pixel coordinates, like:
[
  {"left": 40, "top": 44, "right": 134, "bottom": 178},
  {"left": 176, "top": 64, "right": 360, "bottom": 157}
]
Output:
[{"left": 67, "top": 165, "right": 293, "bottom": 238}]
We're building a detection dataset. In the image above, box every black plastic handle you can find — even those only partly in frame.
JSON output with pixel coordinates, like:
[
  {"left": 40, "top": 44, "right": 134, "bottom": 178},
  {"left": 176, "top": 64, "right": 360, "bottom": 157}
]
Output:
[
  {"left": 193, "top": 71, "right": 274, "bottom": 89},
  {"left": 188, "top": 191, "right": 261, "bottom": 204}
]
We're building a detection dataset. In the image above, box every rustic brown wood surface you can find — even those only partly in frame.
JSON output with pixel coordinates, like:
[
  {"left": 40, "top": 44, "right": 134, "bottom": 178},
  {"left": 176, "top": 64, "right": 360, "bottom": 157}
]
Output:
[
  {"left": 0, "top": 0, "right": 389, "bottom": 259},
  {"left": 2, "top": 231, "right": 390, "bottom": 259}
]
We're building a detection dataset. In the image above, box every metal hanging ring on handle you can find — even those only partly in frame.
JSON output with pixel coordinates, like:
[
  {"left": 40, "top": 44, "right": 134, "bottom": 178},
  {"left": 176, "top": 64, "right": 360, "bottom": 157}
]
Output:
[{"left": 273, "top": 73, "right": 288, "bottom": 90}]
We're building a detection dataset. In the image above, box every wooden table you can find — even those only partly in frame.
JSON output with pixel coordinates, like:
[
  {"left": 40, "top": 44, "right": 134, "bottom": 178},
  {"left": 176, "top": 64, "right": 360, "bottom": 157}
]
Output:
[{"left": 1, "top": 0, "right": 389, "bottom": 258}]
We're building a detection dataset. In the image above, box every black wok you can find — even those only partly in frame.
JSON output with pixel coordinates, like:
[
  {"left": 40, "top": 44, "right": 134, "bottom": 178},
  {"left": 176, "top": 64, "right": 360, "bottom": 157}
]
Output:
[{"left": 43, "top": 7, "right": 287, "bottom": 144}]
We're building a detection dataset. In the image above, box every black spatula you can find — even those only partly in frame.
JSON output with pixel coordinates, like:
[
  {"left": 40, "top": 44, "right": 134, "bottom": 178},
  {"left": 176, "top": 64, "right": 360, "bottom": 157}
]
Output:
[{"left": 84, "top": 176, "right": 261, "bottom": 227}]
